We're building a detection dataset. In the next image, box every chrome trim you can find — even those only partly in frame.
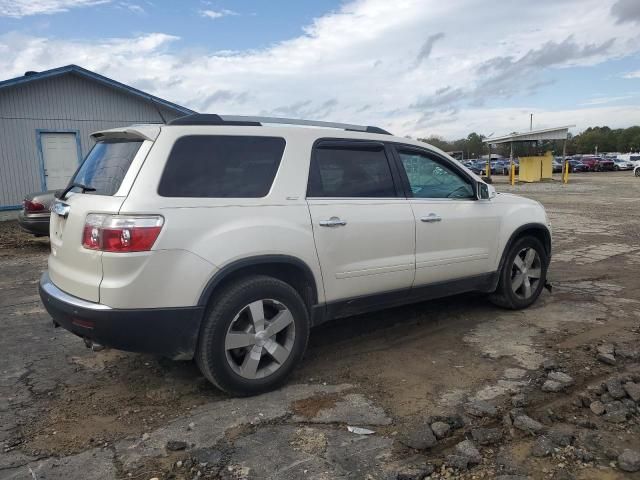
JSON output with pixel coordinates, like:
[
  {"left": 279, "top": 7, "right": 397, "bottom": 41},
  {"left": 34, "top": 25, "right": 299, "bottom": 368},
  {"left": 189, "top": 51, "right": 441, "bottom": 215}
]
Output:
[
  {"left": 319, "top": 217, "right": 347, "bottom": 227},
  {"left": 421, "top": 214, "right": 442, "bottom": 223},
  {"left": 40, "top": 272, "right": 111, "bottom": 311}
]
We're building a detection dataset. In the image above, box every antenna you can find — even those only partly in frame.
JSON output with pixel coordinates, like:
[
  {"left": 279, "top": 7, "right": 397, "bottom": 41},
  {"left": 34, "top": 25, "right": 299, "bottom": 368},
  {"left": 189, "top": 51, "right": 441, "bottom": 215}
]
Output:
[{"left": 148, "top": 95, "right": 167, "bottom": 124}]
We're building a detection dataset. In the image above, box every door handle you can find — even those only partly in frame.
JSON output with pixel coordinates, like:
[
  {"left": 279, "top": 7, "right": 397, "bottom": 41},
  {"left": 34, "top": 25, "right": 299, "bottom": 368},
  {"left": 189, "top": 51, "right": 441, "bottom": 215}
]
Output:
[
  {"left": 421, "top": 213, "right": 442, "bottom": 223},
  {"left": 319, "top": 216, "right": 347, "bottom": 227}
]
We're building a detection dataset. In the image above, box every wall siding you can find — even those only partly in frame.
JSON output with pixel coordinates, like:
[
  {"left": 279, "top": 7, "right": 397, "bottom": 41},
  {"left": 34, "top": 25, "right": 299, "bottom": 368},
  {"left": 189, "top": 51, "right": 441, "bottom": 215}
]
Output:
[{"left": 0, "top": 73, "right": 185, "bottom": 208}]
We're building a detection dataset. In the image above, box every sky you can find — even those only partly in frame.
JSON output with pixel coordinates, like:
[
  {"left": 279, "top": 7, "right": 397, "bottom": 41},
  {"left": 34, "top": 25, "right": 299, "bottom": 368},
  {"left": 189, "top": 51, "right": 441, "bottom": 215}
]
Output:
[{"left": 0, "top": 0, "right": 639, "bottom": 139}]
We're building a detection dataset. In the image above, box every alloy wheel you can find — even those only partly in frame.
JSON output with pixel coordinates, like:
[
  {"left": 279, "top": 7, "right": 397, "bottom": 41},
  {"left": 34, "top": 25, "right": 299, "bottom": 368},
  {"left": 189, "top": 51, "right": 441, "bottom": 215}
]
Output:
[
  {"left": 224, "top": 299, "right": 295, "bottom": 379},
  {"left": 510, "top": 247, "right": 542, "bottom": 300}
]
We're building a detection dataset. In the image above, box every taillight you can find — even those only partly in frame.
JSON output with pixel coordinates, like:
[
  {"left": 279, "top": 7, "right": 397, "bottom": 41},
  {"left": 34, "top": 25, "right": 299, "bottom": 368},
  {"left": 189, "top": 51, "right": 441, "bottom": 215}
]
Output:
[
  {"left": 23, "top": 199, "right": 45, "bottom": 212},
  {"left": 82, "top": 214, "right": 164, "bottom": 252}
]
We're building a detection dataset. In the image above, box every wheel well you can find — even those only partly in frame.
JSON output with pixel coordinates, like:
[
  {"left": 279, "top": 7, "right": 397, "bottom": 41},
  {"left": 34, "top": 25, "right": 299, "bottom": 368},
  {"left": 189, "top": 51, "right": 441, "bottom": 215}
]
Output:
[
  {"left": 497, "top": 224, "right": 551, "bottom": 275},
  {"left": 200, "top": 260, "right": 318, "bottom": 312}
]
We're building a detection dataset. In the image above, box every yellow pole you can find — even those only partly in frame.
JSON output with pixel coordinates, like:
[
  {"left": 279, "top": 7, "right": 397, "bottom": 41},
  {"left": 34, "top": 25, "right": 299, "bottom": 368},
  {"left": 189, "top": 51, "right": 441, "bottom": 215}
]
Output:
[
  {"left": 511, "top": 163, "right": 516, "bottom": 185},
  {"left": 562, "top": 160, "right": 569, "bottom": 184}
]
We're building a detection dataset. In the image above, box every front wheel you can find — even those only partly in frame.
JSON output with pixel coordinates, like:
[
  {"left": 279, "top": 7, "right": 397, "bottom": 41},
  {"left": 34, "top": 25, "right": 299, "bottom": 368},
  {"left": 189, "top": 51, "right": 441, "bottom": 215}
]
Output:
[
  {"left": 635, "top": 168, "right": 640, "bottom": 177},
  {"left": 489, "top": 236, "right": 548, "bottom": 310},
  {"left": 196, "top": 275, "right": 310, "bottom": 396}
]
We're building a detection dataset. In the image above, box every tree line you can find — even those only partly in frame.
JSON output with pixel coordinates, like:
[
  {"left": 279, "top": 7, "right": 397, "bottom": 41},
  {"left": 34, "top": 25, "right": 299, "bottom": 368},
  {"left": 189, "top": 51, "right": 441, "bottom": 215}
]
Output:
[{"left": 417, "top": 126, "right": 640, "bottom": 159}]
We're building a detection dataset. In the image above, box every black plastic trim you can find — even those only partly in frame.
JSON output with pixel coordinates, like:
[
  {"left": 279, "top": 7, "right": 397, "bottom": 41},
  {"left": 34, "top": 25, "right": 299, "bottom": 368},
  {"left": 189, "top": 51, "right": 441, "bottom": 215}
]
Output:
[
  {"left": 313, "top": 272, "right": 497, "bottom": 324},
  {"left": 18, "top": 213, "right": 50, "bottom": 236},
  {"left": 197, "top": 255, "right": 319, "bottom": 307},
  {"left": 39, "top": 278, "right": 203, "bottom": 360},
  {"left": 168, "top": 114, "right": 261, "bottom": 126}
]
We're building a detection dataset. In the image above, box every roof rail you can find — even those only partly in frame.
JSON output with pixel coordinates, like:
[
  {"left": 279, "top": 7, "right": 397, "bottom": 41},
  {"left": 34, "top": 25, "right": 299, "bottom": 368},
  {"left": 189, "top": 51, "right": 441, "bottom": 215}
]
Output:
[{"left": 167, "top": 113, "right": 392, "bottom": 135}]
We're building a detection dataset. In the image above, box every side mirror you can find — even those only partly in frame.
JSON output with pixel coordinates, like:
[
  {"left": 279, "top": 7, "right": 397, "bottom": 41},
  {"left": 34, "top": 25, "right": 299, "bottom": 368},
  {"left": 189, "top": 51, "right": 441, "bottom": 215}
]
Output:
[{"left": 478, "top": 182, "right": 496, "bottom": 200}]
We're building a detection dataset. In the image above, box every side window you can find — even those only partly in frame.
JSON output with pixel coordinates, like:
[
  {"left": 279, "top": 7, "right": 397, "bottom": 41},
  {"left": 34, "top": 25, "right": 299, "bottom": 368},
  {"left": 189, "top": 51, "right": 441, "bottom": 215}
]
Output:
[
  {"left": 158, "top": 135, "right": 285, "bottom": 198},
  {"left": 398, "top": 150, "right": 474, "bottom": 199},
  {"left": 307, "top": 144, "right": 396, "bottom": 197}
]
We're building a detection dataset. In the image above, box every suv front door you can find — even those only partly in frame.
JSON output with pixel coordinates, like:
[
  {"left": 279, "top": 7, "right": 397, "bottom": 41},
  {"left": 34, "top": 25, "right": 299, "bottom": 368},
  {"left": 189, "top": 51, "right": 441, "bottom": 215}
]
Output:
[
  {"left": 306, "top": 140, "right": 415, "bottom": 306},
  {"left": 392, "top": 146, "right": 500, "bottom": 287}
]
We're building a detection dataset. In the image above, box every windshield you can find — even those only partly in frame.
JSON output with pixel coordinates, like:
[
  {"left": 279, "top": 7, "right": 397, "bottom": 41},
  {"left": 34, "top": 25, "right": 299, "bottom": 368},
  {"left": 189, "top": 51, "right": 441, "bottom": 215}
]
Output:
[{"left": 70, "top": 140, "right": 143, "bottom": 196}]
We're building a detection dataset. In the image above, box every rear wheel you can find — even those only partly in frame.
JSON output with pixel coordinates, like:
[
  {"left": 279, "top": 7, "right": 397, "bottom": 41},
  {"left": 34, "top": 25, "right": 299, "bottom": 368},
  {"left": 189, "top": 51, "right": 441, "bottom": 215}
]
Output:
[
  {"left": 490, "top": 236, "right": 548, "bottom": 310},
  {"left": 196, "top": 275, "right": 310, "bottom": 396}
]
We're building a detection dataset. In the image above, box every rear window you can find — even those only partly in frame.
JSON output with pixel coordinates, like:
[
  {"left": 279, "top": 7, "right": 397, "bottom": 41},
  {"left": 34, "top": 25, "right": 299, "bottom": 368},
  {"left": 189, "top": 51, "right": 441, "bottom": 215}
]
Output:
[
  {"left": 71, "top": 140, "right": 143, "bottom": 196},
  {"left": 158, "top": 135, "right": 285, "bottom": 198}
]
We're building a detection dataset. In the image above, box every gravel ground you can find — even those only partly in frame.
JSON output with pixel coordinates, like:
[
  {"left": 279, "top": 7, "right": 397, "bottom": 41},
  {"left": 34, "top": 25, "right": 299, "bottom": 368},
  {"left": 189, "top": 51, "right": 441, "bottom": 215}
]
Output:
[{"left": 1, "top": 171, "right": 640, "bottom": 480}]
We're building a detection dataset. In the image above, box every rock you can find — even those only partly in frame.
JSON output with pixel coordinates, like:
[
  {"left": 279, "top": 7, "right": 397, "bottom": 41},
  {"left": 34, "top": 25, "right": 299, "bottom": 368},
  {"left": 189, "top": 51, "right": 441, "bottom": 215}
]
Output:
[
  {"left": 446, "top": 454, "right": 469, "bottom": 470},
  {"left": 543, "top": 358, "right": 559, "bottom": 371},
  {"left": 600, "top": 392, "right": 614, "bottom": 403},
  {"left": 577, "top": 392, "right": 593, "bottom": 408},
  {"left": 603, "top": 408, "right": 627, "bottom": 423},
  {"left": 496, "top": 476, "right": 529, "bottom": 480},
  {"left": 531, "top": 436, "right": 554, "bottom": 457},
  {"left": 464, "top": 400, "right": 498, "bottom": 418},
  {"left": 141, "top": 433, "right": 150, "bottom": 441},
  {"left": 606, "top": 379, "right": 626, "bottom": 399},
  {"left": 471, "top": 427, "right": 503, "bottom": 446},
  {"left": 597, "top": 353, "right": 616, "bottom": 365},
  {"left": 548, "top": 428, "right": 575, "bottom": 447},
  {"left": 396, "top": 463, "right": 433, "bottom": 480},
  {"left": 597, "top": 344, "right": 615, "bottom": 355},
  {"left": 166, "top": 440, "right": 187, "bottom": 451},
  {"left": 589, "top": 401, "right": 605, "bottom": 416},
  {"left": 624, "top": 382, "right": 640, "bottom": 402},
  {"left": 513, "top": 415, "right": 544, "bottom": 435},
  {"left": 615, "top": 346, "right": 640, "bottom": 360},
  {"left": 542, "top": 380, "right": 567, "bottom": 393},
  {"left": 587, "top": 383, "right": 605, "bottom": 395},
  {"left": 399, "top": 424, "right": 437, "bottom": 450},
  {"left": 430, "top": 421, "right": 450, "bottom": 439},
  {"left": 618, "top": 449, "right": 640, "bottom": 472},
  {"left": 511, "top": 394, "right": 528, "bottom": 407},
  {"left": 575, "top": 449, "right": 594, "bottom": 462},
  {"left": 548, "top": 372, "right": 574, "bottom": 386},
  {"left": 455, "top": 440, "right": 482, "bottom": 465}
]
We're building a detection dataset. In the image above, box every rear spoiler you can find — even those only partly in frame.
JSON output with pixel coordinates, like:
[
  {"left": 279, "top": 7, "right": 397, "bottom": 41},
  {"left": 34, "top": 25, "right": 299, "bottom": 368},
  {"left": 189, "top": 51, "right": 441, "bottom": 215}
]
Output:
[{"left": 91, "top": 125, "right": 161, "bottom": 142}]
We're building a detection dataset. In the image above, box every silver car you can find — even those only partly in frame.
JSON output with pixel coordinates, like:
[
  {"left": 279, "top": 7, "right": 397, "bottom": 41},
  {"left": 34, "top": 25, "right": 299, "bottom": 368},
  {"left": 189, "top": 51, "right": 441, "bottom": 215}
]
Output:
[{"left": 18, "top": 190, "right": 60, "bottom": 236}]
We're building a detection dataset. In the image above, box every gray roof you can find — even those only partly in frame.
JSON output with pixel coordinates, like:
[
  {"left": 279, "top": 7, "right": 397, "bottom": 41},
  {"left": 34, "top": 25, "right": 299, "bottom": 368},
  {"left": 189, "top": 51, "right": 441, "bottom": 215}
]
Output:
[{"left": 0, "top": 64, "right": 194, "bottom": 115}]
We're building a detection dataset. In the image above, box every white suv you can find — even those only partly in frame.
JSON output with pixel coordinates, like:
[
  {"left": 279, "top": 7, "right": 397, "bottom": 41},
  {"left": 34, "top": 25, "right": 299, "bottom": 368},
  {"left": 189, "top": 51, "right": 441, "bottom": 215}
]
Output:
[{"left": 39, "top": 114, "right": 551, "bottom": 395}]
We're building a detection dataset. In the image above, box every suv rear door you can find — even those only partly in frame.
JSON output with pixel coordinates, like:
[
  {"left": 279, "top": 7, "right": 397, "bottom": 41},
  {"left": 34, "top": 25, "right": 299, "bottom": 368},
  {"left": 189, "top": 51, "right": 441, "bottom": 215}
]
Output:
[
  {"left": 306, "top": 139, "right": 415, "bottom": 305},
  {"left": 49, "top": 137, "right": 152, "bottom": 302}
]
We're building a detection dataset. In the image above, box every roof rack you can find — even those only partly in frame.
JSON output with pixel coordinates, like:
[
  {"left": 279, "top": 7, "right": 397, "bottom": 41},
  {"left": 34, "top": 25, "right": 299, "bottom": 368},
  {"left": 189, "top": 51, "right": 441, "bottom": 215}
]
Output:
[{"left": 167, "top": 113, "right": 392, "bottom": 135}]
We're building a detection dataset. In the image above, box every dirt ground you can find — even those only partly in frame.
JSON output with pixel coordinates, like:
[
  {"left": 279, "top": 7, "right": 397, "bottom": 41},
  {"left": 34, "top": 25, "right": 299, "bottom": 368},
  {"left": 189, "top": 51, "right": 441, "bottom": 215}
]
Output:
[{"left": 1, "top": 171, "right": 639, "bottom": 480}]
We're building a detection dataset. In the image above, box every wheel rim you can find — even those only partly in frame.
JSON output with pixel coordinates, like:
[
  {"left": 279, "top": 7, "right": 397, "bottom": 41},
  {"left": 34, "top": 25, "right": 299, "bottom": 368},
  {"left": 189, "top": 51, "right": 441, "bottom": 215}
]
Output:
[
  {"left": 510, "top": 247, "right": 542, "bottom": 300},
  {"left": 224, "top": 299, "right": 295, "bottom": 380}
]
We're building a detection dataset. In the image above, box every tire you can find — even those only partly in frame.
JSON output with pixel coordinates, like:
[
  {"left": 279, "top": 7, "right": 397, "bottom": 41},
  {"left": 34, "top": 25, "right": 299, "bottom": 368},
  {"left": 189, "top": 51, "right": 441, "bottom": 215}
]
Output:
[
  {"left": 635, "top": 169, "right": 640, "bottom": 177},
  {"left": 489, "top": 235, "right": 548, "bottom": 310},
  {"left": 196, "top": 275, "right": 310, "bottom": 396}
]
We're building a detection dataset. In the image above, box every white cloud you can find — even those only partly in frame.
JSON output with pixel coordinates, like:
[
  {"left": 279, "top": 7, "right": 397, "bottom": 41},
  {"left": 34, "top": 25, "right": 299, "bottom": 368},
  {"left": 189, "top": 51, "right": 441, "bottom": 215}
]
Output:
[
  {"left": 623, "top": 70, "right": 640, "bottom": 79},
  {"left": 1, "top": 0, "right": 639, "bottom": 138},
  {"left": 199, "top": 8, "right": 237, "bottom": 19},
  {"left": 580, "top": 94, "right": 636, "bottom": 106},
  {"left": 0, "top": 0, "right": 109, "bottom": 17}
]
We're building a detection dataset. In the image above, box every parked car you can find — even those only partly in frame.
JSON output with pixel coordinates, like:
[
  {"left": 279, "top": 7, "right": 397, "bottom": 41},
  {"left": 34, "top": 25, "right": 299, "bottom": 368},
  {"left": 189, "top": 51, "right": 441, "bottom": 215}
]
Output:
[
  {"left": 501, "top": 159, "right": 519, "bottom": 175},
  {"left": 18, "top": 190, "right": 60, "bottom": 236},
  {"left": 597, "top": 157, "right": 615, "bottom": 171},
  {"left": 567, "top": 160, "right": 588, "bottom": 172},
  {"left": 612, "top": 158, "right": 635, "bottom": 171},
  {"left": 39, "top": 114, "right": 552, "bottom": 396},
  {"left": 552, "top": 159, "right": 564, "bottom": 173},
  {"left": 579, "top": 156, "right": 599, "bottom": 171}
]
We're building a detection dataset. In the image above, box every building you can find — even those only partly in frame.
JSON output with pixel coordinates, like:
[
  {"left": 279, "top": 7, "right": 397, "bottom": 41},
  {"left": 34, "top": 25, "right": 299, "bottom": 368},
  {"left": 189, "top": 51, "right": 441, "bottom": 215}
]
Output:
[{"left": 0, "top": 65, "right": 193, "bottom": 217}]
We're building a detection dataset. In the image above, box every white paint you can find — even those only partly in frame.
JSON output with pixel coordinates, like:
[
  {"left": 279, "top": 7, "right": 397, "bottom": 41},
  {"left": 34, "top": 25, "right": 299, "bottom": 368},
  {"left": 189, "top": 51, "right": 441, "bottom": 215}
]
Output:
[{"left": 41, "top": 133, "right": 78, "bottom": 190}]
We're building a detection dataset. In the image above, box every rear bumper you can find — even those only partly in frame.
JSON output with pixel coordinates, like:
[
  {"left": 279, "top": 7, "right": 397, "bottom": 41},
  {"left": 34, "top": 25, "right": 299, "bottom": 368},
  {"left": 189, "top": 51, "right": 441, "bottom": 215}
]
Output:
[
  {"left": 38, "top": 272, "right": 204, "bottom": 360},
  {"left": 18, "top": 212, "right": 50, "bottom": 236}
]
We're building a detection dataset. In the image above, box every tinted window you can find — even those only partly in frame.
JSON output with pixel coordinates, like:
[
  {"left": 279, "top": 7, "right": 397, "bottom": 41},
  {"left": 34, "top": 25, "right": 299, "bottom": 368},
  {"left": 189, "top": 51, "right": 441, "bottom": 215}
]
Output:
[
  {"left": 398, "top": 150, "right": 474, "bottom": 199},
  {"left": 158, "top": 136, "right": 285, "bottom": 198},
  {"left": 308, "top": 144, "right": 396, "bottom": 197},
  {"left": 71, "top": 140, "right": 142, "bottom": 196}
]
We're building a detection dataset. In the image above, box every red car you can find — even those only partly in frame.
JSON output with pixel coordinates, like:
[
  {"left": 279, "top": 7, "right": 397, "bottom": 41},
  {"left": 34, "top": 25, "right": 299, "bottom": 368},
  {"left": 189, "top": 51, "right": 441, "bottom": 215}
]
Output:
[{"left": 579, "top": 156, "right": 598, "bottom": 171}]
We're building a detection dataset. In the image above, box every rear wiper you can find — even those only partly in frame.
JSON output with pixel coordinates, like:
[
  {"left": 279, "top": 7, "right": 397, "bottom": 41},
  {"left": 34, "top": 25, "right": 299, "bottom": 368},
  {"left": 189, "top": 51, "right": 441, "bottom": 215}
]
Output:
[{"left": 57, "top": 183, "right": 96, "bottom": 200}]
